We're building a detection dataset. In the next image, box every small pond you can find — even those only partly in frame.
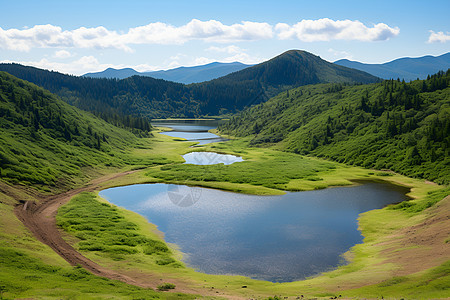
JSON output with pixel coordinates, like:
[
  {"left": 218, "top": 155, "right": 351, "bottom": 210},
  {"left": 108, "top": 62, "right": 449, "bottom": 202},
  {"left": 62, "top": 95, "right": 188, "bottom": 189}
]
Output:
[
  {"left": 99, "top": 181, "right": 409, "bottom": 282},
  {"left": 151, "top": 119, "right": 227, "bottom": 145},
  {"left": 183, "top": 152, "right": 244, "bottom": 165}
]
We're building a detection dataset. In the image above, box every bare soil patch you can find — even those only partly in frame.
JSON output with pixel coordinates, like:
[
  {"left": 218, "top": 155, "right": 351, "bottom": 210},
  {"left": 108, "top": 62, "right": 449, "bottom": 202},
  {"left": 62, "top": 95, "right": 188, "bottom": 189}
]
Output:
[{"left": 379, "top": 195, "right": 450, "bottom": 276}]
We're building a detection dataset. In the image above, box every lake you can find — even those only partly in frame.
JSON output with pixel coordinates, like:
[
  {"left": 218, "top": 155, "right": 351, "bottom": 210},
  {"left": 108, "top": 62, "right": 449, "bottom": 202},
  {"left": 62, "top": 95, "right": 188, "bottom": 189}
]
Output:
[
  {"left": 151, "top": 119, "right": 226, "bottom": 145},
  {"left": 99, "top": 181, "right": 409, "bottom": 282}
]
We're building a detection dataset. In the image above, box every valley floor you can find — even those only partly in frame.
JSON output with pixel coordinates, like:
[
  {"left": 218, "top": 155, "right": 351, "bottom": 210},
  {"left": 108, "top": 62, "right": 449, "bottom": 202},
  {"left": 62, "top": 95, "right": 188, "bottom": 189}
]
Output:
[{"left": 1, "top": 132, "right": 449, "bottom": 299}]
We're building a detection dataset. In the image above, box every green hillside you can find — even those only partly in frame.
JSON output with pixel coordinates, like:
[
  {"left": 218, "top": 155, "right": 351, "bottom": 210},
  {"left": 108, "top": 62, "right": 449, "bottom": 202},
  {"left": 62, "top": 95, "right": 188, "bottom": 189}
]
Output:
[
  {"left": 0, "top": 71, "right": 152, "bottom": 189},
  {"left": 219, "top": 70, "right": 450, "bottom": 184},
  {"left": 0, "top": 50, "right": 378, "bottom": 118}
]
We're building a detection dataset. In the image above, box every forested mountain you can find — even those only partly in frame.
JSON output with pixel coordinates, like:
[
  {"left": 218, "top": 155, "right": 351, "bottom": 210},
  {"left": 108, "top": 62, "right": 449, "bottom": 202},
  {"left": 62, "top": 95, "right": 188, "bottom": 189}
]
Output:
[
  {"left": 335, "top": 52, "right": 450, "bottom": 81},
  {"left": 0, "top": 71, "right": 148, "bottom": 187},
  {"left": 219, "top": 70, "right": 450, "bottom": 184},
  {"left": 190, "top": 50, "right": 379, "bottom": 114},
  {"left": 84, "top": 62, "right": 252, "bottom": 84},
  {"left": 0, "top": 50, "right": 378, "bottom": 118},
  {"left": 0, "top": 63, "right": 181, "bottom": 123}
]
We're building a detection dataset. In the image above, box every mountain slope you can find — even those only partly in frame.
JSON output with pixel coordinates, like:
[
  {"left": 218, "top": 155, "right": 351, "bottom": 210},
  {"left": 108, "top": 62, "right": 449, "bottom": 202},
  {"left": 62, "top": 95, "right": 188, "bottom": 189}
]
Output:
[
  {"left": 190, "top": 50, "right": 380, "bottom": 114},
  {"left": 219, "top": 70, "right": 450, "bottom": 184},
  {"left": 83, "top": 62, "right": 251, "bottom": 83},
  {"left": 0, "top": 50, "right": 379, "bottom": 117},
  {"left": 335, "top": 52, "right": 450, "bottom": 81},
  {"left": 0, "top": 71, "right": 147, "bottom": 188}
]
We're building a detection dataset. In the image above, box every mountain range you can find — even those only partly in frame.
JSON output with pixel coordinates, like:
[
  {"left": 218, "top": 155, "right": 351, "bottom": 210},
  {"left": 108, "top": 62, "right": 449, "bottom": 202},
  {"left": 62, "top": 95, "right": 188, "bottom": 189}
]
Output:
[
  {"left": 83, "top": 62, "right": 251, "bottom": 84},
  {"left": 83, "top": 52, "right": 450, "bottom": 85},
  {"left": 0, "top": 50, "right": 378, "bottom": 120},
  {"left": 335, "top": 52, "right": 450, "bottom": 81}
]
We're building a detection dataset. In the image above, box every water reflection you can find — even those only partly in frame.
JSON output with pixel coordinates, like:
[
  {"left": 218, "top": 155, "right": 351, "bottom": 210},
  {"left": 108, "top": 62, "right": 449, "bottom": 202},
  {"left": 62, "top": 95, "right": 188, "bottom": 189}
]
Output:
[
  {"left": 183, "top": 152, "right": 244, "bottom": 165},
  {"left": 100, "top": 181, "right": 409, "bottom": 282},
  {"left": 152, "top": 119, "right": 227, "bottom": 145}
]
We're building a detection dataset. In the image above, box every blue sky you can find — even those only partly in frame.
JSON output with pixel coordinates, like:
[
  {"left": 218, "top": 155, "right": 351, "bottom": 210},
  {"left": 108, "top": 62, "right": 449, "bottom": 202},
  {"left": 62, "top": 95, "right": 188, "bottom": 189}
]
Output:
[{"left": 1, "top": 0, "right": 449, "bottom": 75}]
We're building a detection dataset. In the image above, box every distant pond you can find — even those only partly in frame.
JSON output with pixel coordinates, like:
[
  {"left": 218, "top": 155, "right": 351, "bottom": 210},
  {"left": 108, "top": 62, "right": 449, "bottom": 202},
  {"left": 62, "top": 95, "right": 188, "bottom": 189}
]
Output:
[
  {"left": 183, "top": 152, "right": 244, "bottom": 165},
  {"left": 99, "top": 181, "right": 409, "bottom": 282},
  {"left": 151, "top": 119, "right": 226, "bottom": 145}
]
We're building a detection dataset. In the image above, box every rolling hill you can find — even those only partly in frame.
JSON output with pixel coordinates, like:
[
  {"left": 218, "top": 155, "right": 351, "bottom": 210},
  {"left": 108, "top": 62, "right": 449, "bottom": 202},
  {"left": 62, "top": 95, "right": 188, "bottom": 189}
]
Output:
[
  {"left": 335, "top": 52, "right": 450, "bottom": 81},
  {"left": 0, "top": 71, "right": 150, "bottom": 188},
  {"left": 219, "top": 70, "right": 450, "bottom": 184},
  {"left": 0, "top": 50, "right": 379, "bottom": 118}
]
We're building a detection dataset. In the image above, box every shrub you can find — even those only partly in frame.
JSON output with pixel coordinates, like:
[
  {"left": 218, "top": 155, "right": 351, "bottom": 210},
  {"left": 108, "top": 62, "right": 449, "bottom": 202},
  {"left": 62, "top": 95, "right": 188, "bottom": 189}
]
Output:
[{"left": 157, "top": 283, "right": 175, "bottom": 291}]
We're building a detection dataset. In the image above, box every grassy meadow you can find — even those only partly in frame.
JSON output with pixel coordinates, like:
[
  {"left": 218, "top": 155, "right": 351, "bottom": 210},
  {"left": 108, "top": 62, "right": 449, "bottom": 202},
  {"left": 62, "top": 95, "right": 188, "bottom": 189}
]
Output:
[{"left": 50, "top": 132, "right": 449, "bottom": 299}]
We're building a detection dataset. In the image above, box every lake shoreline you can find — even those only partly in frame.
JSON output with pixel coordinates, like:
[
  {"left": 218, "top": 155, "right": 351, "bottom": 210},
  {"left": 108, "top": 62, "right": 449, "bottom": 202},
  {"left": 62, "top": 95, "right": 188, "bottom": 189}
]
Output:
[
  {"left": 88, "top": 161, "right": 448, "bottom": 298},
  {"left": 7, "top": 126, "right": 447, "bottom": 299}
]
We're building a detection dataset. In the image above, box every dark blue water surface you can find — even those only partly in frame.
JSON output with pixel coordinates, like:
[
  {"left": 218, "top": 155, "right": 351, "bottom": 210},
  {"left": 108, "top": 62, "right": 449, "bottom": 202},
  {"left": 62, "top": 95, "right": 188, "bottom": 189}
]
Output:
[
  {"left": 151, "top": 119, "right": 226, "bottom": 144},
  {"left": 99, "top": 181, "right": 409, "bottom": 282}
]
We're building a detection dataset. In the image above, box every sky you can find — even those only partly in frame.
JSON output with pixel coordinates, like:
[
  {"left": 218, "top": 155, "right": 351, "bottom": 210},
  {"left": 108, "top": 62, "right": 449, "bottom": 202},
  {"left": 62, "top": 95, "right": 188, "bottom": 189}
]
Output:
[{"left": 0, "top": 0, "right": 449, "bottom": 75}]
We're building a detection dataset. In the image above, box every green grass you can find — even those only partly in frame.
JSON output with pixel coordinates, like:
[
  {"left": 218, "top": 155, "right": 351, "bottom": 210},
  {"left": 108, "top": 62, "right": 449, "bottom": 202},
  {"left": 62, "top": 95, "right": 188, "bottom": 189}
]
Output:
[
  {"left": 146, "top": 138, "right": 362, "bottom": 195},
  {"left": 0, "top": 247, "right": 188, "bottom": 299},
  {"left": 342, "top": 260, "right": 450, "bottom": 299},
  {"left": 57, "top": 192, "right": 181, "bottom": 268},
  {"left": 390, "top": 185, "right": 450, "bottom": 213}
]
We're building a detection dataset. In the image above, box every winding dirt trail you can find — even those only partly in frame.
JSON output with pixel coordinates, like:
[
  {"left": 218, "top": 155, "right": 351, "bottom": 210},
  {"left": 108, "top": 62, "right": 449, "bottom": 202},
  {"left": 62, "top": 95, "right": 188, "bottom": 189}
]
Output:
[
  {"left": 14, "top": 171, "right": 146, "bottom": 285},
  {"left": 14, "top": 171, "right": 229, "bottom": 297}
]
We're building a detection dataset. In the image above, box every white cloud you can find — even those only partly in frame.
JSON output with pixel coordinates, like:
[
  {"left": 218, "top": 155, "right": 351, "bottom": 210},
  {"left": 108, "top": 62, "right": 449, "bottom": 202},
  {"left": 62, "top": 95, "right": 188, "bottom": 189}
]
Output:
[
  {"left": 0, "top": 56, "right": 159, "bottom": 75},
  {"left": 0, "top": 56, "right": 104, "bottom": 75},
  {"left": 192, "top": 57, "right": 216, "bottom": 65},
  {"left": 276, "top": 18, "right": 399, "bottom": 42},
  {"left": 53, "top": 49, "right": 72, "bottom": 58},
  {"left": 428, "top": 30, "right": 450, "bottom": 43},
  {"left": 0, "top": 20, "right": 273, "bottom": 52},
  {"left": 328, "top": 48, "right": 353, "bottom": 60},
  {"left": 204, "top": 45, "right": 263, "bottom": 65},
  {"left": 206, "top": 45, "right": 243, "bottom": 54},
  {"left": 125, "top": 19, "right": 273, "bottom": 45}
]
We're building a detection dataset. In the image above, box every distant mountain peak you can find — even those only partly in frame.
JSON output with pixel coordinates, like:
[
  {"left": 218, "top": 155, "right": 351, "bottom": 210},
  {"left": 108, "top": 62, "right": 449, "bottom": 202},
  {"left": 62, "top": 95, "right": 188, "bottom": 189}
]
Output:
[
  {"left": 82, "top": 61, "right": 252, "bottom": 83},
  {"left": 335, "top": 52, "right": 450, "bottom": 80}
]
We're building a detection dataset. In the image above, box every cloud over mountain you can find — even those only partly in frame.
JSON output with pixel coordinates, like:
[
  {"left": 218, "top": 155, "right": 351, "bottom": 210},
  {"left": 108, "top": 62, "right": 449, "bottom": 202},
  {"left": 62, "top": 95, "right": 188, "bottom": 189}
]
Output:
[
  {"left": 428, "top": 30, "right": 450, "bottom": 43},
  {"left": 0, "top": 18, "right": 400, "bottom": 53},
  {"left": 0, "top": 20, "right": 273, "bottom": 52},
  {"left": 276, "top": 18, "right": 399, "bottom": 42}
]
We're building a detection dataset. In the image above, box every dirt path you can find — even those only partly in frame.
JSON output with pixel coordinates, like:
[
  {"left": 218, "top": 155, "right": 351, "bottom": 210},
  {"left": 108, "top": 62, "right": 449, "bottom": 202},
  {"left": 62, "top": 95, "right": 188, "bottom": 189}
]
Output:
[
  {"left": 15, "top": 172, "right": 144, "bottom": 284},
  {"left": 14, "top": 171, "right": 230, "bottom": 297}
]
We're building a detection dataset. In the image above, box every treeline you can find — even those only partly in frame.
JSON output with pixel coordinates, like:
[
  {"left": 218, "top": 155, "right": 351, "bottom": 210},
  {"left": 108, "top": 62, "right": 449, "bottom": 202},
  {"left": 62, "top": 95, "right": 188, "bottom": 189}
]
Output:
[
  {"left": 219, "top": 70, "right": 450, "bottom": 184},
  {"left": 0, "top": 64, "right": 154, "bottom": 133},
  {"left": 0, "top": 50, "right": 378, "bottom": 119},
  {"left": 0, "top": 72, "right": 139, "bottom": 186}
]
